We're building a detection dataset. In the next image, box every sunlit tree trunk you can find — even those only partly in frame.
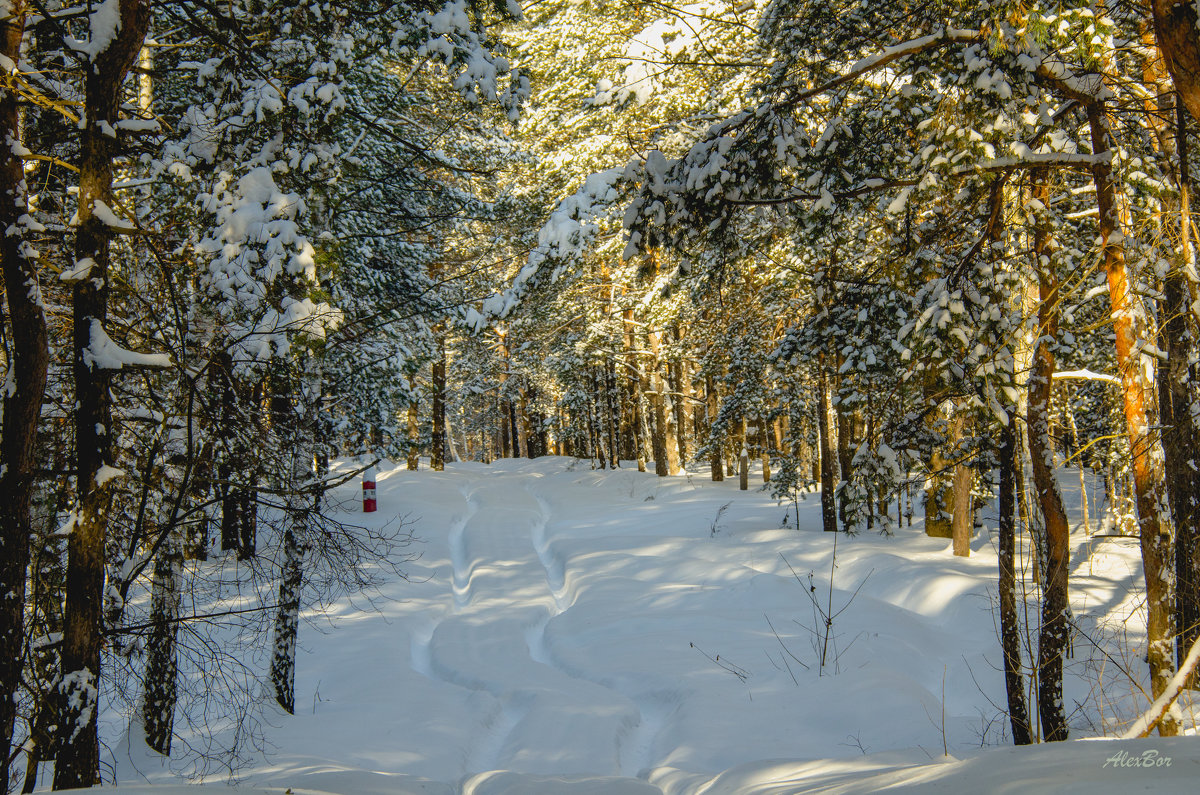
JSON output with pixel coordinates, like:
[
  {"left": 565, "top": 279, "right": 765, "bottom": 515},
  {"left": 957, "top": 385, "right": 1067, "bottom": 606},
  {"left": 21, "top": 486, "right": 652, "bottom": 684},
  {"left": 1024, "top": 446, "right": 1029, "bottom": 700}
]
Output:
[
  {"left": 818, "top": 363, "right": 839, "bottom": 533},
  {"left": 1088, "top": 104, "right": 1178, "bottom": 734}
]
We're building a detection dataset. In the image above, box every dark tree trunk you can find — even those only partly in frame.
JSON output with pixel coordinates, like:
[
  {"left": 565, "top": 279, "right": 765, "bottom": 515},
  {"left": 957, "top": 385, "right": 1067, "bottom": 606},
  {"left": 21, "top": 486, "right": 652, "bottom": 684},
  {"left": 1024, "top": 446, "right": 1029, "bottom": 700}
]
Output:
[
  {"left": 55, "top": 4, "right": 152, "bottom": 787},
  {"left": 706, "top": 375, "right": 723, "bottom": 481},
  {"left": 835, "top": 402, "right": 854, "bottom": 528},
  {"left": 1027, "top": 173, "right": 1070, "bottom": 741},
  {"left": 606, "top": 361, "right": 620, "bottom": 467},
  {"left": 0, "top": 3, "right": 40, "bottom": 779},
  {"left": 999, "top": 416, "right": 1033, "bottom": 744},
  {"left": 407, "top": 373, "right": 419, "bottom": 470},
  {"left": 648, "top": 329, "right": 679, "bottom": 475},
  {"left": 1160, "top": 101, "right": 1200, "bottom": 678},
  {"left": 431, "top": 333, "right": 446, "bottom": 471},
  {"left": 818, "top": 366, "right": 838, "bottom": 533}
]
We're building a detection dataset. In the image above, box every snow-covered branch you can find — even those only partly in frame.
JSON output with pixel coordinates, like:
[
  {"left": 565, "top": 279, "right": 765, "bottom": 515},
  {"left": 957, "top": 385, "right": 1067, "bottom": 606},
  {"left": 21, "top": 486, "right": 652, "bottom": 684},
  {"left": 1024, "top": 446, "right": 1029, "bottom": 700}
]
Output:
[
  {"left": 1052, "top": 369, "right": 1121, "bottom": 386},
  {"left": 786, "top": 26, "right": 982, "bottom": 105}
]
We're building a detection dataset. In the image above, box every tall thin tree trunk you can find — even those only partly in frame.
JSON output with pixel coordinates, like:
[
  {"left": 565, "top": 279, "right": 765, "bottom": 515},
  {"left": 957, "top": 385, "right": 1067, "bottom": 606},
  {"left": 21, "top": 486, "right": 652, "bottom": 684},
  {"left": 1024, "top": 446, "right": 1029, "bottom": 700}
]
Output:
[
  {"left": 624, "top": 309, "right": 648, "bottom": 472},
  {"left": 407, "top": 373, "right": 419, "bottom": 469},
  {"left": 1160, "top": 99, "right": 1200, "bottom": 678},
  {"left": 1027, "top": 172, "right": 1071, "bottom": 741},
  {"left": 142, "top": 540, "right": 181, "bottom": 754},
  {"left": 951, "top": 412, "right": 974, "bottom": 557},
  {"left": 431, "top": 334, "right": 446, "bottom": 471},
  {"left": 706, "top": 375, "right": 724, "bottom": 481},
  {"left": 646, "top": 330, "right": 669, "bottom": 476},
  {"left": 0, "top": 3, "right": 40, "bottom": 779},
  {"left": 649, "top": 330, "right": 681, "bottom": 474},
  {"left": 55, "top": 3, "right": 152, "bottom": 786},
  {"left": 1088, "top": 104, "right": 1179, "bottom": 733},
  {"left": 606, "top": 361, "right": 620, "bottom": 467},
  {"left": 835, "top": 400, "right": 853, "bottom": 529},
  {"left": 999, "top": 414, "right": 1034, "bottom": 744},
  {"left": 818, "top": 365, "right": 839, "bottom": 533},
  {"left": 271, "top": 524, "right": 304, "bottom": 714}
]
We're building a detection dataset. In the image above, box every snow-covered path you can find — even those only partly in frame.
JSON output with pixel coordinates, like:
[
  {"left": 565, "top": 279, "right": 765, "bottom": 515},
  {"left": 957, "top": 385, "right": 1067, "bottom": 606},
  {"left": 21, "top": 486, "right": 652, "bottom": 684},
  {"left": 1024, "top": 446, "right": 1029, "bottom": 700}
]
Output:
[{"left": 106, "top": 457, "right": 1198, "bottom": 794}]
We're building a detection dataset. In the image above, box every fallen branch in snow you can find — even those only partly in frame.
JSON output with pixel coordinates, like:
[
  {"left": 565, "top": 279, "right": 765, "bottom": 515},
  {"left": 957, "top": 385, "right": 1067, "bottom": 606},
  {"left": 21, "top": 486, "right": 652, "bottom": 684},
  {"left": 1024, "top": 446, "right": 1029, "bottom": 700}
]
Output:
[{"left": 1120, "top": 633, "right": 1200, "bottom": 738}]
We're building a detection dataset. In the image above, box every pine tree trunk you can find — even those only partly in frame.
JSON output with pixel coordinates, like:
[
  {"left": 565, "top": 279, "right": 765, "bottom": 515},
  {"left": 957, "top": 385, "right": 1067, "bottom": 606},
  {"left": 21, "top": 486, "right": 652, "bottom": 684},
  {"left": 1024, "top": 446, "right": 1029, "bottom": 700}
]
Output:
[
  {"left": 1159, "top": 100, "right": 1200, "bottom": 679},
  {"left": 739, "top": 419, "right": 749, "bottom": 492},
  {"left": 606, "top": 361, "right": 620, "bottom": 467},
  {"left": 500, "top": 397, "right": 511, "bottom": 458},
  {"left": 431, "top": 334, "right": 446, "bottom": 471},
  {"left": 1088, "top": 105, "right": 1179, "bottom": 733},
  {"left": 407, "top": 373, "right": 419, "bottom": 470},
  {"left": 951, "top": 412, "right": 974, "bottom": 557},
  {"left": 818, "top": 366, "right": 839, "bottom": 533},
  {"left": 649, "top": 330, "right": 681, "bottom": 474},
  {"left": 1152, "top": 0, "right": 1200, "bottom": 124},
  {"left": 55, "top": 4, "right": 151, "bottom": 786},
  {"left": 623, "top": 309, "right": 648, "bottom": 472},
  {"left": 835, "top": 400, "right": 853, "bottom": 529},
  {"left": 706, "top": 375, "right": 723, "bottom": 481},
  {"left": 646, "top": 330, "right": 669, "bottom": 476},
  {"left": 1027, "top": 174, "right": 1071, "bottom": 741},
  {"left": 669, "top": 324, "right": 689, "bottom": 465},
  {"left": 0, "top": 3, "right": 40, "bottom": 778}
]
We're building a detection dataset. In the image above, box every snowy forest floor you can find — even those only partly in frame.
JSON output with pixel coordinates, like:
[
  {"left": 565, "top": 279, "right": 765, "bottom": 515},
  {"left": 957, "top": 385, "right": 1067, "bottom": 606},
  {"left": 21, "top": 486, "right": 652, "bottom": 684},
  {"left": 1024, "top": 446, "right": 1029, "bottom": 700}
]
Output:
[{"left": 89, "top": 457, "right": 1199, "bottom": 793}]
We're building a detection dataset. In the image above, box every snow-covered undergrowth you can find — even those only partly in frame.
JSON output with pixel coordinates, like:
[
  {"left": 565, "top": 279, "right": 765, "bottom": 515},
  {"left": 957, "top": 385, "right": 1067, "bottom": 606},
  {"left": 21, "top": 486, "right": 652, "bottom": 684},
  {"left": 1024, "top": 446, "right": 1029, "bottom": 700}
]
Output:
[{"left": 96, "top": 457, "right": 1197, "bottom": 793}]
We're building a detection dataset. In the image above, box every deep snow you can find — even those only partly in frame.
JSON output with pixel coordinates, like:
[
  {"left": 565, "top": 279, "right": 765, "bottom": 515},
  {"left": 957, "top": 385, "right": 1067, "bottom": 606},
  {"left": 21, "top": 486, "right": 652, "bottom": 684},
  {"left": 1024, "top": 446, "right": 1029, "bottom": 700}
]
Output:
[{"left": 86, "top": 457, "right": 1197, "bottom": 793}]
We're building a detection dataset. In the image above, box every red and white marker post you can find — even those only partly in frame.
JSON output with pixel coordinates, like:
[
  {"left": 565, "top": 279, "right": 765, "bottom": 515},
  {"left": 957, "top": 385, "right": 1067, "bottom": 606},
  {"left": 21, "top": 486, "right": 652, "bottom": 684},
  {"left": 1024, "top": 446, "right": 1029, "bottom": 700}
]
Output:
[{"left": 363, "top": 466, "right": 377, "bottom": 513}]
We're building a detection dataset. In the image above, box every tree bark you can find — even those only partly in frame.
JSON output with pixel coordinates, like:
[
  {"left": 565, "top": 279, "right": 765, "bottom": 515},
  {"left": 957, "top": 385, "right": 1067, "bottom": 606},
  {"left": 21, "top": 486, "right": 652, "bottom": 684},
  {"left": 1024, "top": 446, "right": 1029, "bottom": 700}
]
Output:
[
  {"left": 648, "top": 329, "right": 681, "bottom": 474},
  {"left": 706, "top": 375, "right": 723, "bottom": 481},
  {"left": 1027, "top": 173, "right": 1071, "bottom": 741},
  {"left": 1160, "top": 100, "right": 1200, "bottom": 678},
  {"left": 407, "top": 373, "right": 419, "bottom": 469},
  {"left": 818, "top": 365, "right": 839, "bottom": 533},
  {"left": 1152, "top": 0, "right": 1200, "bottom": 124},
  {"left": 271, "top": 525, "right": 304, "bottom": 714},
  {"left": 142, "top": 542, "right": 181, "bottom": 755},
  {"left": 999, "top": 416, "right": 1034, "bottom": 744},
  {"left": 0, "top": 2, "right": 40, "bottom": 779},
  {"left": 1088, "top": 104, "right": 1179, "bottom": 734},
  {"left": 646, "top": 330, "right": 669, "bottom": 476},
  {"left": 431, "top": 334, "right": 446, "bottom": 470},
  {"left": 55, "top": 3, "right": 152, "bottom": 787}
]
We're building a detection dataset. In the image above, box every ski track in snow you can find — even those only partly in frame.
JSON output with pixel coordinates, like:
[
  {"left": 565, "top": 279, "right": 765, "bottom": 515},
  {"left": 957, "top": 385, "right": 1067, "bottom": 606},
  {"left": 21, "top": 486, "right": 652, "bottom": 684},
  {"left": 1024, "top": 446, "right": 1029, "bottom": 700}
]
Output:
[
  {"left": 619, "top": 689, "right": 683, "bottom": 778},
  {"left": 449, "top": 485, "right": 478, "bottom": 609},
  {"left": 404, "top": 469, "right": 679, "bottom": 778},
  {"left": 524, "top": 479, "right": 677, "bottom": 778},
  {"left": 529, "top": 489, "right": 567, "bottom": 611}
]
